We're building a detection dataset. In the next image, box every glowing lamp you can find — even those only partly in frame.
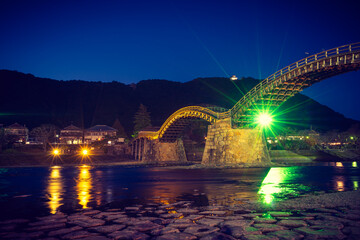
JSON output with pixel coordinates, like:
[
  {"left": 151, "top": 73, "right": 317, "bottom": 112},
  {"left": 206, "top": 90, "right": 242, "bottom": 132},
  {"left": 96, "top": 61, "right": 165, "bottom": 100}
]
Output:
[
  {"left": 256, "top": 113, "right": 273, "bottom": 127},
  {"left": 53, "top": 149, "right": 60, "bottom": 155},
  {"left": 82, "top": 149, "right": 88, "bottom": 156}
]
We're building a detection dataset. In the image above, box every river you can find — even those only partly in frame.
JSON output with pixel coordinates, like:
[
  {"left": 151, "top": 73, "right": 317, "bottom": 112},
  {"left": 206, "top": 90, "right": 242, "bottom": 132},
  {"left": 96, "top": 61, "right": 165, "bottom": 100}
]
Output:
[{"left": 0, "top": 161, "right": 359, "bottom": 220}]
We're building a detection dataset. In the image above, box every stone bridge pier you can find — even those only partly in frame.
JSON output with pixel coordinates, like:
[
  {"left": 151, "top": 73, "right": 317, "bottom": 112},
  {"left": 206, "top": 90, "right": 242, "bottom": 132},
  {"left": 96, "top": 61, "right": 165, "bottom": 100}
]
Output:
[
  {"left": 131, "top": 138, "right": 187, "bottom": 163},
  {"left": 202, "top": 118, "right": 271, "bottom": 166}
]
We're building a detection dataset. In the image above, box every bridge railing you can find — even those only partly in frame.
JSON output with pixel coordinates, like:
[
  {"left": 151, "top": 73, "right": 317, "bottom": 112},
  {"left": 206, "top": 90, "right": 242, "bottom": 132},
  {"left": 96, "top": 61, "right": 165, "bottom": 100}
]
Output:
[{"left": 231, "top": 42, "right": 360, "bottom": 118}]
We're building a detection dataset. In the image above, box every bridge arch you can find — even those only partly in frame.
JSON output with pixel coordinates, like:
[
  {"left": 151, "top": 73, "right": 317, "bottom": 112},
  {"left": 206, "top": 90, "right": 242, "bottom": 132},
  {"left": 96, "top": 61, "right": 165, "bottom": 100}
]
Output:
[
  {"left": 138, "top": 106, "right": 228, "bottom": 142},
  {"left": 230, "top": 43, "right": 360, "bottom": 127}
]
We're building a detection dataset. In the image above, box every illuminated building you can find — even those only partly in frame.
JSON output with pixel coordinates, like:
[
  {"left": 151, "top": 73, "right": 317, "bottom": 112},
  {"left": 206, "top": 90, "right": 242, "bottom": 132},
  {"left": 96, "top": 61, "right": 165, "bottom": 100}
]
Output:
[
  {"left": 4, "top": 123, "right": 28, "bottom": 143},
  {"left": 84, "top": 125, "right": 116, "bottom": 143},
  {"left": 60, "top": 125, "right": 83, "bottom": 144}
]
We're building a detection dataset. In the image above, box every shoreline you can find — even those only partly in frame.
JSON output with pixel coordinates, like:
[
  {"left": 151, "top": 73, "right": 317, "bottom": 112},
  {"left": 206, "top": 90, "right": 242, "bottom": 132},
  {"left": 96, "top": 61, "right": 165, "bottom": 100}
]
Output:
[{"left": 0, "top": 149, "right": 358, "bottom": 168}]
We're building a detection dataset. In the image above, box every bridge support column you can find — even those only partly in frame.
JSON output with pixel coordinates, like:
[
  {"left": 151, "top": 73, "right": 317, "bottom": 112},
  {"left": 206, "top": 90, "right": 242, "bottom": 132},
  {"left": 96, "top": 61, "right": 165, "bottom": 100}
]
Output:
[
  {"left": 141, "top": 138, "right": 187, "bottom": 163},
  {"left": 202, "top": 118, "right": 271, "bottom": 166}
]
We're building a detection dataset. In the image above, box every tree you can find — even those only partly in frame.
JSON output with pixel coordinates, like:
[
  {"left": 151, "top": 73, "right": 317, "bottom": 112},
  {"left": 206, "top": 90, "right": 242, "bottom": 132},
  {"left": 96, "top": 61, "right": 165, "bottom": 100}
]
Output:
[
  {"left": 112, "top": 118, "right": 127, "bottom": 138},
  {"left": 133, "top": 104, "right": 151, "bottom": 134},
  {"left": 30, "top": 124, "right": 57, "bottom": 152}
]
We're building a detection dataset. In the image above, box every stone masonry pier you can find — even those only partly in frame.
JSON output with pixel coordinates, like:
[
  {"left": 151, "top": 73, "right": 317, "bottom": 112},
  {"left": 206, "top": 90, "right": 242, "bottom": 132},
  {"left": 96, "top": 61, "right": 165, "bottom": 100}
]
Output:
[
  {"left": 132, "top": 138, "right": 187, "bottom": 163},
  {"left": 202, "top": 119, "right": 271, "bottom": 166}
]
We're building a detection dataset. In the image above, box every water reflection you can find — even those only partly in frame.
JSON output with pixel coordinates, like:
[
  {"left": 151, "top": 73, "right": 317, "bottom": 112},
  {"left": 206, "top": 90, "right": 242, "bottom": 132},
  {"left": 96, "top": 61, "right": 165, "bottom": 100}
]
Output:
[
  {"left": 353, "top": 181, "right": 358, "bottom": 190},
  {"left": 336, "top": 162, "right": 344, "bottom": 167},
  {"left": 76, "top": 165, "right": 93, "bottom": 209},
  {"left": 47, "top": 166, "right": 63, "bottom": 214},
  {"left": 334, "top": 176, "right": 345, "bottom": 192},
  {"left": 258, "top": 167, "right": 310, "bottom": 205}
]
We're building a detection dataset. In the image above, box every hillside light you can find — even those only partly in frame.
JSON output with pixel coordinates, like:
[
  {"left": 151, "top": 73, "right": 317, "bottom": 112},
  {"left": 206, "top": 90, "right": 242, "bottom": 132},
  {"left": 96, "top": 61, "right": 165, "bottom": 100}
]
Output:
[{"left": 256, "top": 112, "right": 273, "bottom": 127}]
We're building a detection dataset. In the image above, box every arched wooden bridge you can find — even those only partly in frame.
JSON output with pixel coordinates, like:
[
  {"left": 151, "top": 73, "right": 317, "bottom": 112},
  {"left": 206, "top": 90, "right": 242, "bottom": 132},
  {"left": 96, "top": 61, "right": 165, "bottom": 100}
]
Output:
[{"left": 138, "top": 43, "right": 360, "bottom": 142}]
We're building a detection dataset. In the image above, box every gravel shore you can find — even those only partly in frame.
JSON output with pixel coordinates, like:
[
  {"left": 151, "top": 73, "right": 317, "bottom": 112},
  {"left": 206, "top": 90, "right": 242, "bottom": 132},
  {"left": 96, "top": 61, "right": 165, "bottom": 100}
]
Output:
[{"left": 1, "top": 190, "right": 359, "bottom": 239}]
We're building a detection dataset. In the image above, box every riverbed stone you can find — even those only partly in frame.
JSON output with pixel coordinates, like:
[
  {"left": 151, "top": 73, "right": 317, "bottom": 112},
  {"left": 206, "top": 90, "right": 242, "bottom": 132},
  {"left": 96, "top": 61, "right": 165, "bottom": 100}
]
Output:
[
  {"left": 0, "top": 224, "right": 17, "bottom": 231},
  {"left": 160, "top": 213, "right": 183, "bottom": 219},
  {"left": 307, "top": 220, "right": 344, "bottom": 229},
  {"left": 69, "top": 217, "right": 105, "bottom": 228},
  {"left": 267, "top": 212, "right": 292, "bottom": 217},
  {"left": 221, "top": 219, "right": 254, "bottom": 227},
  {"left": 156, "top": 232, "right": 197, "bottom": 240},
  {"left": 199, "top": 210, "right": 227, "bottom": 216},
  {"left": 167, "top": 221, "right": 196, "bottom": 229},
  {"left": 197, "top": 217, "right": 224, "bottom": 227},
  {"left": 108, "top": 230, "right": 150, "bottom": 240},
  {"left": 125, "top": 206, "right": 140, "bottom": 211},
  {"left": 199, "top": 232, "right": 236, "bottom": 240},
  {"left": 29, "top": 217, "right": 67, "bottom": 226},
  {"left": 252, "top": 224, "right": 287, "bottom": 233},
  {"left": 253, "top": 218, "right": 277, "bottom": 224},
  {"left": 112, "top": 217, "right": 130, "bottom": 224},
  {"left": 151, "top": 226, "right": 180, "bottom": 236},
  {"left": 267, "top": 230, "right": 304, "bottom": 240},
  {"left": 221, "top": 225, "right": 262, "bottom": 238},
  {"left": 0, "top": 219, "right": 29, "bottom": 224},
  {"left": 89, "top": 224, "right": 126, "bottom": 233},
  {"left": 48, "top": 226, "right": 83, "bottom": 236},
  {"left": 82, "top": 210, "right": 101, "bottom": 216},
  {"left": 26, "top": 222, "right": 66, "bottom": 231},
  {"left": 242, "top": 234, "right": 279, "bottom": 240},
  {"left": 294, "top": 227, "right": 346, "bottom": 239},
  {"left": 184, "top": 225, "right": 220, "bottom": 237},
  {"left": 177, "top": 208, "right": 199, "bottom": 214},
  {"left": 183, "top": 214, "right": 205, "bottom": 221},
  {"left": 62, "top": 230, "right": 99, "bottom": 239},
  {"left": 241, "top": 213, "right": 264, "bottom": 219},
  {"left": 78, "top": 236, "right": 110, "bottom": 240},
  {"left": 128, "top": 222, "right": 163, "bottom": 232},
  {"left": 277, "top": 219, "right": 307, "bottom": 227}
]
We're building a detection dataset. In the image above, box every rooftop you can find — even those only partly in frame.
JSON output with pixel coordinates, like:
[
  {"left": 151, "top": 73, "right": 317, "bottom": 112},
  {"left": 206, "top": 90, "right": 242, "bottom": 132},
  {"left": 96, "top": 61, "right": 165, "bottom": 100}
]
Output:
[{"left": 87, "top": 125, "right": 116, "bottom": 132}]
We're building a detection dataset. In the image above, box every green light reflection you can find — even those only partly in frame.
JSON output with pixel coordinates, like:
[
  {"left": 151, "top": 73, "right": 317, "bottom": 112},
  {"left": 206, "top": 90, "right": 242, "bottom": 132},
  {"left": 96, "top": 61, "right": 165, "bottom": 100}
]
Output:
[
  {"left": 258, "top": 167, "right": 310, "bottom": 205},
  {"left": 352, "top": 162, "right": 358, "bottom": 168}
]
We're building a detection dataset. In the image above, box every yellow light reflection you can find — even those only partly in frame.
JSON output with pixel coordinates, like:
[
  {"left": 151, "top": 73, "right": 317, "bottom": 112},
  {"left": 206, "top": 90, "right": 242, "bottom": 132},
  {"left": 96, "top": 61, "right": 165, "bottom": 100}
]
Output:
[
  {"left": 336, "top": 162, "right": 344, "bottom": 167},
  {"left": 47, "top": 166, "right": 63, "bottom": 214},
  {"left": 76, "top": 165, "right": 92, "bottom": 209},
  {"left": 336, "top": 181, "right": 345, "bottom": 191},
  {"left": 352, "top": 162, "right": 358, "bottom": 168}
]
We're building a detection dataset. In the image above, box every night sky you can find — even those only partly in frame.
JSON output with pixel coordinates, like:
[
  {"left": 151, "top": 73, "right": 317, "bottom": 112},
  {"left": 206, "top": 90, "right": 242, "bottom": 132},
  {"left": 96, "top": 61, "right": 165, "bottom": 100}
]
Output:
[{"left": 1, "top": 0, "right": 360, "bottom": 120}]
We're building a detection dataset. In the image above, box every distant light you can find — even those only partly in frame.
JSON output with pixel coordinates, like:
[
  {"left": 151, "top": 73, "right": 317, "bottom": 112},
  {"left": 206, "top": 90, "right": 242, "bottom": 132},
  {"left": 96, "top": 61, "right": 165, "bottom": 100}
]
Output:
[
  {"left": 108, "top": 141, "right": 112, "bottom": 145},
  {"left": 53, "top": 149, "right": 60, "bottom": 156},
  {"left": 230, "top": 75, "right": 238, "bottom": 81},
  {"left": 82, "top": 149, "right": 88, "bottom": 155},
  {"left": 350, "top": 136, "right": 354, "bottom": 140},
  {"left": 256, "top": 113, "right": 273, "bottom": 127}
]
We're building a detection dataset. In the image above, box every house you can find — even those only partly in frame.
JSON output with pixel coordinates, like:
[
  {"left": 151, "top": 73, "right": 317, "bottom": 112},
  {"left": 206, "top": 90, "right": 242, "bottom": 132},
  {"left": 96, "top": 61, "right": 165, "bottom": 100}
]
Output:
[
  {"left": 60, "top": 125, "right": 83, "bottom": 144},
  {"left": 4, "top": 123, "right": 29, "bottom": 143},
  {"left": 84, "top": 125, "right": 117, "bottom": 143}
]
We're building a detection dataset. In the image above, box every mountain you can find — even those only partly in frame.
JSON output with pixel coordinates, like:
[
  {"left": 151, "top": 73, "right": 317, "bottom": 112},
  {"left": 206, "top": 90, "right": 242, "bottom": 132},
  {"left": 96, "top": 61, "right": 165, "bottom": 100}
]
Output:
[{"left": 0, "top": 70, "right": 358, "bottom": 134}]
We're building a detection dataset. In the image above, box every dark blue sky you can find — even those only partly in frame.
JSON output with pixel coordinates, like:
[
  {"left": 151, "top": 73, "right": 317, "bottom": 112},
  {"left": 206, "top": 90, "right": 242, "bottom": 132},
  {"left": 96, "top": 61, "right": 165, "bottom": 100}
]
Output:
[{"left": 1, "top": 0, "right": 360, "bottom": 120}]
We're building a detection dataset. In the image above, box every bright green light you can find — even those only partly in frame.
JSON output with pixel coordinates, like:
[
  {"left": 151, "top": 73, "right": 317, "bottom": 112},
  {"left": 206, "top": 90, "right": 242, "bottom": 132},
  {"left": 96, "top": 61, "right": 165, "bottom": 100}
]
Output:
[{"left": 256, "top": 113, "right": 273, "bottom": 127}]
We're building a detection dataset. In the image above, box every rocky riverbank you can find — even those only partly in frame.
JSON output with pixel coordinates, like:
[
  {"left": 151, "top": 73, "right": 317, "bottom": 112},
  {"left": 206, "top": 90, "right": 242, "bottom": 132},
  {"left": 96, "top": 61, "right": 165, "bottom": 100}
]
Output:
[{"left": 1, "top": 190, "right": 359, "bottom": 239}]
